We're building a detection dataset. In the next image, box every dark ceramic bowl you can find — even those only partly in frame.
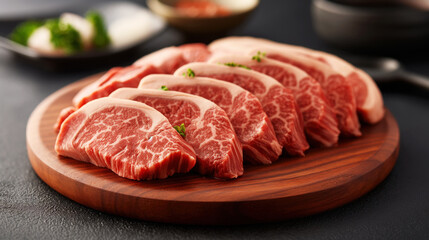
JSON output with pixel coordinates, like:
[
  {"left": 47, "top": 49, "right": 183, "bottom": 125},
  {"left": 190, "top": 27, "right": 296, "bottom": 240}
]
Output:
[
  {"left": 147, "top": 0, "right": 259, "bottom": 34},
  {"left": 312, "top": 0, "right": 429, "bottom": 52}
]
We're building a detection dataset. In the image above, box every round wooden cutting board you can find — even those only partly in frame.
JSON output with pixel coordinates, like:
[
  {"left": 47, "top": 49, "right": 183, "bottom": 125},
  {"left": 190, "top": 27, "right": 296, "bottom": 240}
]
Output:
[{"left": 26, "top": 73, "right": 400, "bottom": 225}]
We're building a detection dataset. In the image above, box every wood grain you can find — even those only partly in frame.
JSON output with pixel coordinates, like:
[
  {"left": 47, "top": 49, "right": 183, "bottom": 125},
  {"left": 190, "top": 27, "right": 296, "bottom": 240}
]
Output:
[{"left": 26, "top": 73, "right": 400, "bottom": 225}]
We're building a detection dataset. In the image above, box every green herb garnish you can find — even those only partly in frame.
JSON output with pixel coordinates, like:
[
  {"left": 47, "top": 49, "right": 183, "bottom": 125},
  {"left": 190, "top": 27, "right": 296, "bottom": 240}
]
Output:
[
  {"left": 224, "top": 62, "right": 251, "bottom": 70},
  {"left": 86, "top": 11, "right": 110, "bottom": 48},
  {"left": 45, "top": 19, "right": 83, "bottom": 54},
  {"left": 252, "top": 51, "right": 266, "bottom": 62},
  {"left": 161, "top": 85, "right": 169, "bottom": 91},
  {"left": 10, "top": 21, "right": 44, "bottom": 46},
  {"left": 183, "top": 68, "right": 195, "bottom": 78},
  {"left": 174, "top": 123, "right": 186, "bottom": 138}
]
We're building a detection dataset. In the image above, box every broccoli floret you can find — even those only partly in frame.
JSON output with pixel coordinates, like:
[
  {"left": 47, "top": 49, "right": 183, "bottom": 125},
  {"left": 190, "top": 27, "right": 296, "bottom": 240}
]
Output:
[
  {"left": 10, "top": 21, "right": 44, "bottom": 46},
  {"left": 86, "top": 11, "right": 110, "bottom": 48},
  {"left": 45, "top": 19, "right": 83, "bottom": 54}
]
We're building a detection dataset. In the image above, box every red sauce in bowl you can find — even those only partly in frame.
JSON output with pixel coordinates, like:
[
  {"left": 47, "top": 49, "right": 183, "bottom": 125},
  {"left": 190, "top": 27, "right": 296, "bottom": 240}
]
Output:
[{"left": 175, "top": 0, "right": 231, "bottom": 17}]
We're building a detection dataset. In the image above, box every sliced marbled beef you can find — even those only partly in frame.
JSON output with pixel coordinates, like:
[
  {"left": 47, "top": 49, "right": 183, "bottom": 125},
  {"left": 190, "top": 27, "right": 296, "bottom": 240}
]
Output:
[
  {"left": 54, "top": 106, "right": 76, "bottom": 132},
  {"left": 73, "top": 65, "right": 159, "bottom": 108},
  {"left": 55, "top": 98, "right": 197, "bottom": 180},
  {"left": 57, "top": 44, "right": 210, "bottom": 134},
  {"left": 209, "top": 44, "right": 361, "bottom": 137},
  {"left": 110, "top": 88, "right": 243, "bottom": 179},
  {"left": 133, "top": 43, "right": 211, "bottom": 74},
  {"left": 206, "top": 55, "right": 340, "bottom": 147},
  {"left": 252, "top": 48, "right": 361, "bottom": 137},
  {"left": 210, "top": 36, "right": 384, "bottom": 124},
  {"left": 175, "top": 63, "right": 309, "bottom": 156},
  {"left": 138, "top": 74, "right": 282, "bottom": 164}
]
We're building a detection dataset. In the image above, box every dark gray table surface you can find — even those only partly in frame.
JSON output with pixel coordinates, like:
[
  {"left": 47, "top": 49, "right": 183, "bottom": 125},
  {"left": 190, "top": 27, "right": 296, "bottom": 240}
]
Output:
[{"left": 1, "top": 0, "right": 428, "bottom": 239}]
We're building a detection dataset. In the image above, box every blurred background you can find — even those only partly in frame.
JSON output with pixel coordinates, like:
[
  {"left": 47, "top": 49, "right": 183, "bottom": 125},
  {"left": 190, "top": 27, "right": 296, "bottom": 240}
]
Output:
[
  {"left": 1, "top": 0, "right": 429, "bottom": 82},
  {"left": 1, "top": 0, "right": 429, "bottom": 70}
]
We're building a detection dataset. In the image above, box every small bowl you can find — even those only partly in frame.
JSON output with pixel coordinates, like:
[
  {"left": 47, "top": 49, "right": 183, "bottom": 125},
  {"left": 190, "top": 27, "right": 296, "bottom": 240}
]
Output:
[
  {"left": 147, "top": 0, "right": 259, "bottom": 34},
  {"left": 312, "top": 0, "right": 429, "bottom": 53}
]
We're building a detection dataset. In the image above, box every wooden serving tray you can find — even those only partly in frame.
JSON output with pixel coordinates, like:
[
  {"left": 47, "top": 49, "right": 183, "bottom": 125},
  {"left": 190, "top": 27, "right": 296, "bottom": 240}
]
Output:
[{"left": 26, "top": 73, "right": 400, "bottom": 225}]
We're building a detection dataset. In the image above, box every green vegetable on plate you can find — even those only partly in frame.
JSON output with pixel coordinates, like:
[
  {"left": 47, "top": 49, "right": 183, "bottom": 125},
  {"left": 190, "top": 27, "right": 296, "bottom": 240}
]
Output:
[
  {"left": 86, "top": 11, "right": 110, "bottom": 49},
  {"left": 9, "top": 10, "right": 110, "bottom": 55},
  {"left": 45, "top": 19, "right": 83, "bottom": 54},
  {"left": 10, "top": 21, "right": 43, "bottom": 46}
]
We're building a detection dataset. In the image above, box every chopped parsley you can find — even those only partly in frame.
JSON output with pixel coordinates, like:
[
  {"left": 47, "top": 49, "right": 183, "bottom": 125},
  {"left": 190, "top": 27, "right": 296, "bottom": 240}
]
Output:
[
  {"left": 252, "top": 51, "right": 266, "bottom": 62},
  {"left": 10, "top": 21, "right": 44, "bottom": 46},
  {"left": 174, "top": 123, "right": 186, "bottom": 138},
  {"left": 183, "top": 68, "right": 195, "bottom": 78},
  {"left": 160, "top": 85, "right": 169, "bottom": 91},
  {"left": 85, "top": 11, "right": 110, "bottom": 48},
  {"left": 224, "top": 62, "right": 250, "bottom": 70},
  {"left": 45, "top": 19, "right": 83, "bottom": 54}
]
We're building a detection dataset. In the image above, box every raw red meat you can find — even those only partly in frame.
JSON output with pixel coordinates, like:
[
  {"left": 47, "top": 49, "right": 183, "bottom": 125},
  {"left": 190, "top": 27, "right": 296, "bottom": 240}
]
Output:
[
  {"left": 210, "top": 36, "right": 384, "bottom": 124},
  {"left": 138, "top": 74, "right": 282, "bottom": 164},
  {"left": 72, "top": 65, "right": 159, "bottom": 108},
  {"left": 110, "top": 88, "right": 243, "bottom": 179},
  {"left": 347, "top": 69, "right": 384, "bottom": 123},
  {"left": 174, "top": 63, "right": 309, "bottom": 156},
  {"left": 55, "top": 98, "right": 197, "bottom": 180},
  {"left": 251, "top": 48, "right": 361, "bottom": 137},
  {"left": 54, "top": 106, "right": 75, "bottom": 132},
  {"left": 72, "top": 43, "right": 209, "bottom": 109},
  {"left": 207, "top": 55, "right": 340, "bottom": 147},
  {"left": 133, "top": 43, "right": 211, "bottom": 74},
  {"left": 209, "top": 45, "right": 361, "bottom": 137},
  {"left": 179, "top": 43, "right": 212, "bottom": 63},
  {"left": 134, "top": 47, "right": 185, "bottom": 74}
]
